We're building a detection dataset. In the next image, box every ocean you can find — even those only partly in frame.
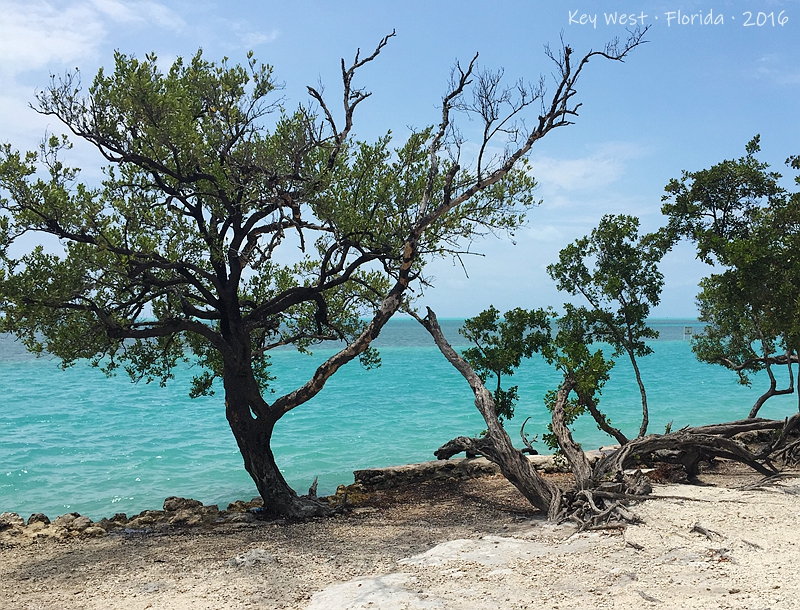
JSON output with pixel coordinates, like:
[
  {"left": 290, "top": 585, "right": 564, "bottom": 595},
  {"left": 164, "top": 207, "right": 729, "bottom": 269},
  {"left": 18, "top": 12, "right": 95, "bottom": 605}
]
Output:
[{"left": 1, "top": 318, "right": 797, "bottom": 521}]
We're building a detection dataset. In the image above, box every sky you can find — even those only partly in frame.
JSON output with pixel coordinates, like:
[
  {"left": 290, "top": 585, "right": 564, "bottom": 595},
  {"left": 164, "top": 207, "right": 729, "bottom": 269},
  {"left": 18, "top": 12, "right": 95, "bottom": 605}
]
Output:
[{"left": 1, "top": 0, "right": 798, "bottom": 318}]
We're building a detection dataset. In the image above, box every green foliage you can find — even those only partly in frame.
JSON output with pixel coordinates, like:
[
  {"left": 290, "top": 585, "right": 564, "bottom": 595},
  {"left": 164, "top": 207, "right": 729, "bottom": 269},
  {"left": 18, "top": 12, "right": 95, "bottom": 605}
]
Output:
[
  {"left": 662, "top": 135, "right": 785, "bottom": 265},
  {"left": 662, "top": 137, "right": 800, "bottom": 411},
  {"left": 540, "top": 305, "right": 615, "bottom": 451},
  {"left": 0, "top": 48, "right": 535, "bottom": 400},
  {"left": 547, "top": 214, "right": 665, "bottom": 436},
  {"left": 547, "top": 214, "right": 664, "bottom": 359},
  {"left": 459, "top": 306, "right": 551, "bottom": 421},
  {"left": 460, "top": 303, "right": 615, "bottom": 450}
]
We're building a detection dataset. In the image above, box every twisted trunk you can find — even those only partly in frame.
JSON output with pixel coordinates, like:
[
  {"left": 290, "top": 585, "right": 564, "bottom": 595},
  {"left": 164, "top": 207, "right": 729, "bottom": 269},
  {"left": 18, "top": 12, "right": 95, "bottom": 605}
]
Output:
[
  {"left": 749, "top": 359, "right": 794, "bottom": 419},
  {"left": 224, "top": 392, "right": 330, "bottom": 518},
  {"left": 417, "top": 308, "right": 562, "bottom": 517},
  {"left": 222, "top": 333, "right": 331, "bottom": 518},
  {"left": 551, "top": 378, "right": 593, "bottom": 489},
  {"left": 629, "top": 351, "right": 649, "bottom": 438}
]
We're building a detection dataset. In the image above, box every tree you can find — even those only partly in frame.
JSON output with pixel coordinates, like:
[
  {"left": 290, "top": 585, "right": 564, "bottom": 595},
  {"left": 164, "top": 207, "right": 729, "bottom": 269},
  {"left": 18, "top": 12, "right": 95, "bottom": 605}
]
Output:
[
  {"left": 423, "top": 300, "right": 800, "bottom": 526},
  {"left": 458, "top": 305, "right": 551, "bottom": 423},
  {"left": 425, "top": 172, "right": 800, "bottom": 527},
  {"left": 0, "top": 32, "right": 648, "bottom": 518},
  {"left": 540, "top": 303, "right": 627, "bottom": 449},
  {"left": 547, "top": 214, "right": 666, "bottom": 438},
  {"left": 662, "top": 137, "right": 800, "bottom": 417}
]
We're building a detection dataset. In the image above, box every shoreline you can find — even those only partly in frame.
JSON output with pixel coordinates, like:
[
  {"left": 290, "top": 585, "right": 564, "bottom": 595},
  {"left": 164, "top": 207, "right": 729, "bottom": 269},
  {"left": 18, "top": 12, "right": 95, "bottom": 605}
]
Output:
[
  {"left": 2, "top": 461, "right": 799, "bottom": 609},
  {"left": 0, "top": 453, "right": 590, "bottom": 539}
]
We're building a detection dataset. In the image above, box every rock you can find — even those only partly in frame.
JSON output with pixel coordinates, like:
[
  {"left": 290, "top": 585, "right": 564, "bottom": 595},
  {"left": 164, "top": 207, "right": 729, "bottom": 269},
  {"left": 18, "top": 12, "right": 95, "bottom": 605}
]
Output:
[
  {"left": 25, "top": 521, "right": 47, "bottom": 535},
  {"left": 354, "top": 457, "right": 500, "bottom": 491},
  {"left": 163, "top": 497, "right": 203, "bottom": 512},
  {"left": 624, "top": 470, "right": 653, "bottom": 496},
  {"left": 27, "top": 513, "right": 50, "bottom": 526},
  {"left": 168, "top": 509, "right": 202, "bottom": 527},
  {"left": 528, "top": 455, "right": 562, "bottom": 473},
  {"left": 0, "top": 512, "right": 25, "bottom": 529},
  {"left": 70, "top": 516, "right": 93, "bottom": 532},
  {"left": 53, "top": 512, "right": 81, "bottom": 529},
  {"left": 223, "top": 512, "right": 256, "bottom": 524},
  {"left": 82, "top": 526, "right": 107, "bottom": 537},
  {"left": 352, "top": 453, "right": 585, "bottom": 490},
  {"left": 328, "top": 483, "right": 372, "bottom": 507},
  {"left": 96, "top": 517, "right": 124, "bottom": 531},
  {"left": 129, "top": 510, "right": 166, "bottom": 526},
  {"left": 227, "top": 498, "right": 264, "bottom": 512},
  {"left": 49, "top": 526, "right": 70, "bottom": 540},
  {"left": 227, "top": 548, "right": 275, "bottom": 568},
  {"left": 110, "top": 513, "right": 129, "bottom": 524}
]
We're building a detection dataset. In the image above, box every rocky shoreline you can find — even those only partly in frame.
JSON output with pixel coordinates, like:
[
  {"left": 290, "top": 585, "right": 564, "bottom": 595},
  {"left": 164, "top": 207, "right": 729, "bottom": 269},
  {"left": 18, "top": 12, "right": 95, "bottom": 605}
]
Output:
[
  {"left": 0, "top": 453, "right": 589, "bottom": 544},
  {"left": 2, "top": 458, "right": 799, "bottom": 609}
]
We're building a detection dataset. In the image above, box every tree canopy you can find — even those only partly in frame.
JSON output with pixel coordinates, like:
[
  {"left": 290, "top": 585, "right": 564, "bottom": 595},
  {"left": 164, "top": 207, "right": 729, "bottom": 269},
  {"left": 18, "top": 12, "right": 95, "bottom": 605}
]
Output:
[
  {"left": 662, "top": 137, "right": 800, "bottom": 417},
  {"left": 0, "top": 31, "right": 647, "bottom": 516},
  {"left": 547, "top": 214, "right": 666, "bottom": 437}
]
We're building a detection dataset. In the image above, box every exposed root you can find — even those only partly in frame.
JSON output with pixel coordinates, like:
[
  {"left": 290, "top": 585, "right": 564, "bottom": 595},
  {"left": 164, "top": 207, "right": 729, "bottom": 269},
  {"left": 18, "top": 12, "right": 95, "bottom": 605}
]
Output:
[{"left": 557, "top": 488, "right": 646, "bottom": 532}]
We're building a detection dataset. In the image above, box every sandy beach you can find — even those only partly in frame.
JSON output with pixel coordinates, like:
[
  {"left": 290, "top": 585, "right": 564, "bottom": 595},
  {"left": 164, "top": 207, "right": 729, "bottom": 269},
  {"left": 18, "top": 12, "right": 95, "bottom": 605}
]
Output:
[{"left": 2, "top": 463, "right": 799, "bottom": 610}]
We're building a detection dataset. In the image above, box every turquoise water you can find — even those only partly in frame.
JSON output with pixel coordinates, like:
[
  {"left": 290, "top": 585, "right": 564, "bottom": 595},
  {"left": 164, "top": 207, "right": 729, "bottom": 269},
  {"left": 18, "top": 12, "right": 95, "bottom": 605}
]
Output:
[{"left": 1, "top": 318, "right": 797, "bottom": 521}]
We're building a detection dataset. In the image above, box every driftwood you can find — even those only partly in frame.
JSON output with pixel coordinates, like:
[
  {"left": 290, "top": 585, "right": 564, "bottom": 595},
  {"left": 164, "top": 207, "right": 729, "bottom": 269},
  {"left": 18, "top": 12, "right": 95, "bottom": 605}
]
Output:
[{"left": 419, "top": 305, "right": 800, "bottom": 528}]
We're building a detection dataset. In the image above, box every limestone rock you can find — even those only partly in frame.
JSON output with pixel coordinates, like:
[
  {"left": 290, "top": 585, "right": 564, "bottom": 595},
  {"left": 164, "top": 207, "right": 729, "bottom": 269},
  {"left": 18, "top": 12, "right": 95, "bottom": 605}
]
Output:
[
  {"left": 27, "top": 513, "right": 50, "bottom": 526},
  {"left": 127, "top": 510, "right": 166, "bottom": 528},
  {"left": 354, "top": 458, "right": 500, "bottom": 491},
  {"left": 227, "top": 497, "right": 264, "bottom": 512},
  {"left": 328, "top": 482, "right": 372, "bottom": 507},
  {"left": 224, "top": 512, "right": 256, "bottom": 524},
  {"left": 168, "top": 509, "right": 202, "bottom": 527},
  {"left": 352, "top": 454, "right": 578, "bottom": 490},
  {"left": 52, "top": 513, "right": 81, "bottom": 529},
  {"left": 0, "top": 512, "right": 25, "bottom": 529},
  {"left": 25, "top": 521, "right": 47, "bottom": 534},
  {"left": 70, "top": 516, "right": 93, "bottom": 532},
  {"left": 82, "top": 526, "right": 107, "bottom": 537},
  {"left": 163, "top": 496, "right": 203, "bottom": 512}
]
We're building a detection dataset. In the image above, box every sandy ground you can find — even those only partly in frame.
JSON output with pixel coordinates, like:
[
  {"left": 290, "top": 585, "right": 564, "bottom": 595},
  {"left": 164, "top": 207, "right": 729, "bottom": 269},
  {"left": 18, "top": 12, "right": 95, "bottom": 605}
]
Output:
[{"left": 2, "top": 465, "right": 799, "bottom": 610}]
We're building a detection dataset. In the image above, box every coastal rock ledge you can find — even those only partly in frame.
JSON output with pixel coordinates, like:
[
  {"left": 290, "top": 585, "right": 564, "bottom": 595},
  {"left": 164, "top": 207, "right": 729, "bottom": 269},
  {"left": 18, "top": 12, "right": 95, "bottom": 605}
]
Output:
[
  {"left": 0, "top": 496, "right": 270, "bottom": 545},
  {"left": 1, "top": 452, "right": 606, "bottom": 545}
]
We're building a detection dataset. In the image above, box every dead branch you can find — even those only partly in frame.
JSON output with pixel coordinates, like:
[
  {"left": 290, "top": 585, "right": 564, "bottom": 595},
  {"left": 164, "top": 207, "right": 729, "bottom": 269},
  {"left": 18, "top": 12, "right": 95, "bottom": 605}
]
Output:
[{"left": 690, "top": 522, "right": 722, "bottom": 540}]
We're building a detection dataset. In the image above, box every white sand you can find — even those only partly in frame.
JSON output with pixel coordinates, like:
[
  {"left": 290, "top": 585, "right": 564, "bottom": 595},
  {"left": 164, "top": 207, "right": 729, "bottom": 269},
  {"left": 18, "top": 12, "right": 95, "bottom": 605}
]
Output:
[{"left": 2, "top": 473, "right": 799, "bottom": 609}]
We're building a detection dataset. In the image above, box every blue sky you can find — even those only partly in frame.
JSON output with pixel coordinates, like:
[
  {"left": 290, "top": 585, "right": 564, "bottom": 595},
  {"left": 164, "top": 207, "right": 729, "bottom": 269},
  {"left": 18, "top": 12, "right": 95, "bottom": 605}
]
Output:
[{"left": 1, "top": 0, "right": 798, "bottom": 317}]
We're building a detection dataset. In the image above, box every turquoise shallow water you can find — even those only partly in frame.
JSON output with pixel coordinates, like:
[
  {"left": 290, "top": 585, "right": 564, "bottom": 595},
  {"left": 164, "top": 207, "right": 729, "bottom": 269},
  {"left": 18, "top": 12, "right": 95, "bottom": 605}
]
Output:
[{"left": 1, "top": 318, "right": 798, "bottom": 521}]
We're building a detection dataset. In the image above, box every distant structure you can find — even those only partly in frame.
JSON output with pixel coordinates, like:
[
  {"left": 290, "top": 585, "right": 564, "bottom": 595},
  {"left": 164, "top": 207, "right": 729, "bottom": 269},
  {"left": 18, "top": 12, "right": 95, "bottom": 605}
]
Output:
[{"left": 684, "top": 326, "right": 694, "bottom": 340}]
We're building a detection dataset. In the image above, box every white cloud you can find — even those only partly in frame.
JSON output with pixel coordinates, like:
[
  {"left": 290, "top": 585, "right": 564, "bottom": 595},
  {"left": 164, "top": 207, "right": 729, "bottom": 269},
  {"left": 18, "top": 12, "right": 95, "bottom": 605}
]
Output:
[
  {"left": 237, "top": 28, "right": 279, "bottom": 48},
  {"left": 528, "top": 142, "right": 645, "bottom": 192},
  {"left": 0, "top": 1, "right": 105, "bottom": 75},
  {"left": 524, "top": 224, "right": 564, "bottom": 244},
  {"left": 749, "top": 54, "right": 800, "bottom": 86},
  {"left": 90, "top": 0, "right": 185, "bottom": 30},
  {"left": 0, "top": 0, "right": 185, "bottom": 77}
]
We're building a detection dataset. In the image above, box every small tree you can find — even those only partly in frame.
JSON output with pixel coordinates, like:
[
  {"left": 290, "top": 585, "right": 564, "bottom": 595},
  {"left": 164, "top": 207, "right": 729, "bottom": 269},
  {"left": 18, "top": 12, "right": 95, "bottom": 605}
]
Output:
[
  {"left": 424, "top": 150, "right": 800, "bottom": 525},
  {"left": 662, "top": 137, "right": 800, "bottom": 417},
  {"left": 0, "top": 32, "right": 647, "bottom": 517},
  {"left": 459, "top": 305, "right": 551, "bottom": 423},
  {"left": 540, "top": 304, "right": 627, "bottom": 449},
  {"left": 547, "top": 214, "right": 666, "bottom": 438}
]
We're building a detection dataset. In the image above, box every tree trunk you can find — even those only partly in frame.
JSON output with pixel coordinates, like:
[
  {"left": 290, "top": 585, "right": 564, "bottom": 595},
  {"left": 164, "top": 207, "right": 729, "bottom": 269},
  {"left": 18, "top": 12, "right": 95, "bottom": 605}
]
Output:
[
  {"left": 628, "top": 350, "right": 649, "bottom": 437},
  {"left": 579, "top": 394, "right": 629, "bottom": 446},
  {"left": 749, "top": 359, "right": 794, "bottom": 419},
  {"left": 416, "top": 308, "right": 562, "bottom": 517},
  {"left": 551, "top": 378, "right": 593, "bottom": 489},
  {"left": 222, "top": 352, "right": 330, "bottom": 518}
]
